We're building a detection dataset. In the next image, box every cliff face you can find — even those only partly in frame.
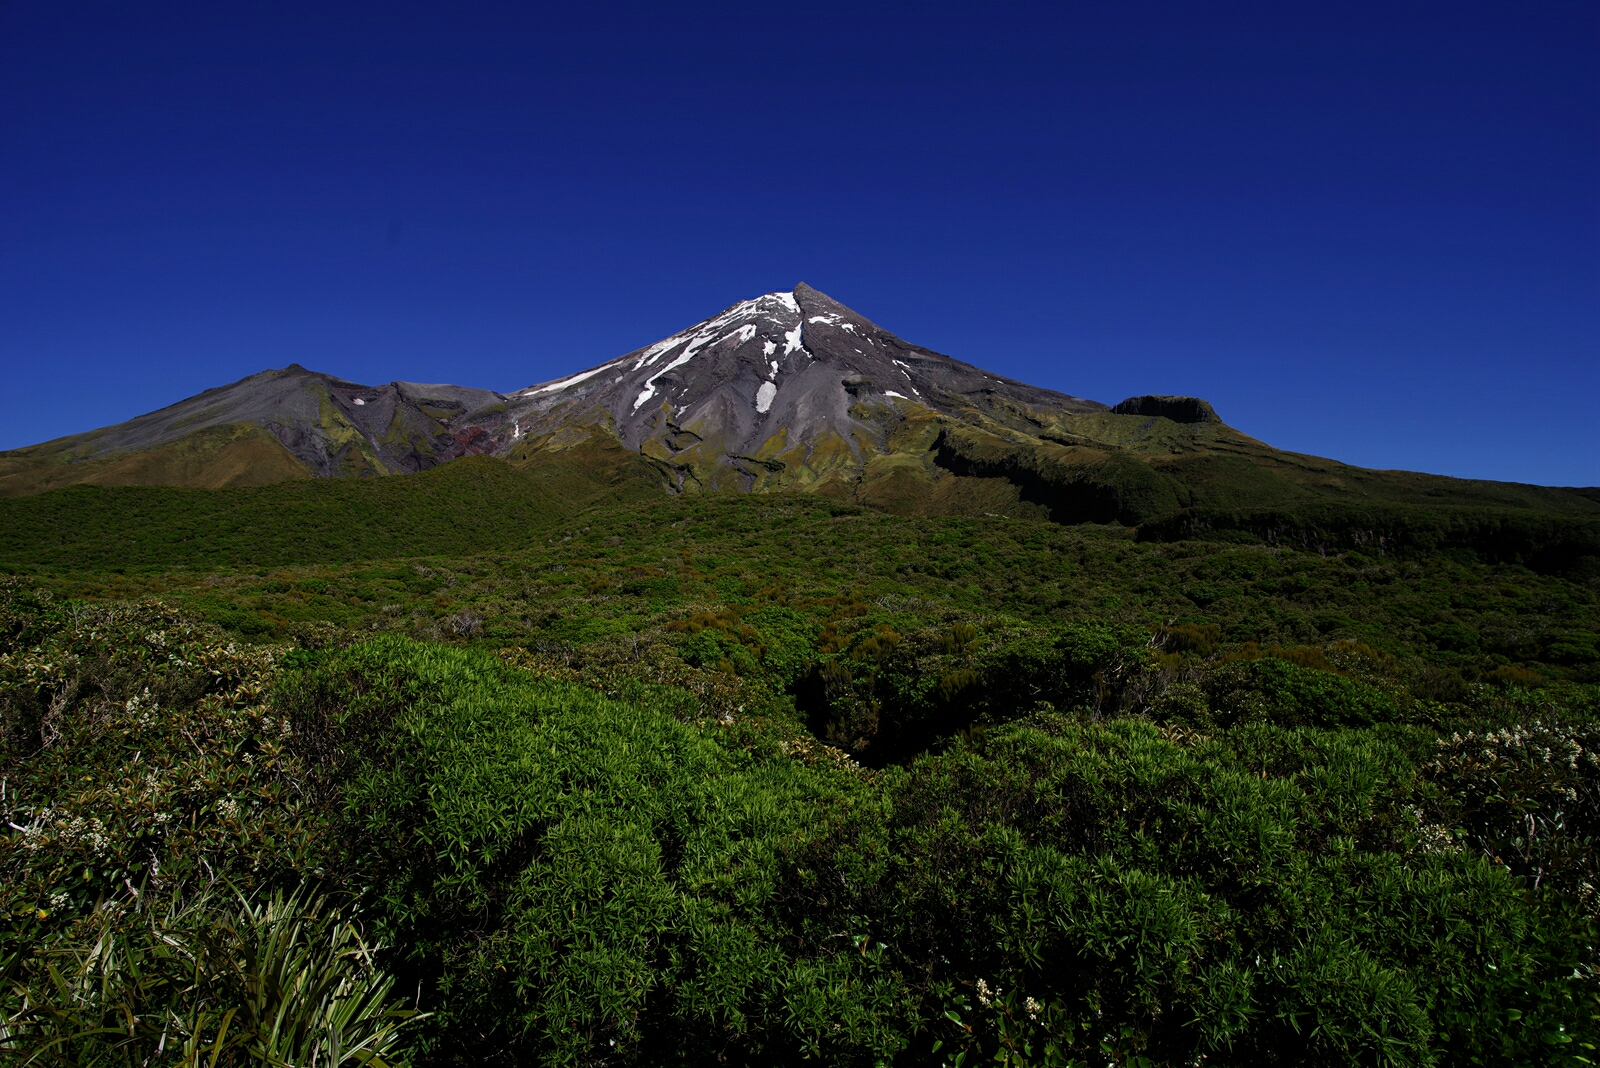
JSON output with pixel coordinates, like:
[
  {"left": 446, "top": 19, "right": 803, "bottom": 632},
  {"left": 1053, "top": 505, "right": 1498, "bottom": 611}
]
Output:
[{"left": 1111, "top": 395, "right": 1218, "bottom": 424}]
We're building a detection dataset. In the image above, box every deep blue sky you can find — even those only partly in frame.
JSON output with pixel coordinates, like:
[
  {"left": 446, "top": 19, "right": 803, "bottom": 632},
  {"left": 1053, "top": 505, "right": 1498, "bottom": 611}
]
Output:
[{"left": 2, "top": 2, "right": 1595, "bottom": 485}]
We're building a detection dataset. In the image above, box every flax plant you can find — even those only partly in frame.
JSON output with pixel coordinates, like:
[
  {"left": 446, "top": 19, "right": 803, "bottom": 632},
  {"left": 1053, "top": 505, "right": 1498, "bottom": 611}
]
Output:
[{"left": 0, "top": 884, "right": 420, "bottom": 1067}]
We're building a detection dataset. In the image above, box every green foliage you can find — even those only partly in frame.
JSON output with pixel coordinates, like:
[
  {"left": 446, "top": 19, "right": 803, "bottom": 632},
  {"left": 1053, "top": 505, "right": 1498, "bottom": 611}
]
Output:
[
  {"left": 935, "top": 429, "right": 1190, "bottom": 524},
  {"left": 1425, "top": 722, "right": 1600, "bottom": 904},
  {"left": 4, "top": 482, "right": 1600, "bottom": 1065},
  {"left": 784, "top": 716, "right": 1600, "bottom": 1065},
  {"left": 0, "top": 595, "right": 328, "bottom": 928},
  {"left": 1140, "top": 502, "right": 1600, "bottom": 577},
  {"left": 0, "top": 587, "right": 417, "bottom": 1066},
  {"left": 800, "top": 620, "right": 1151, "bottom": 761},
  {"left": 740, "top": 606, "right": 816, "bottom": 686},
  {"left": 1198, "top": 657, "right": 1401, "bottom": 728},
  {"left": 0, "top": 457, "right": 570, "bottom": 572},
  {"left": 279, "top": 637, "right": 910, "bottom": 1065},
  {"left": 1, "top": 886, "right": 418, "bottom": 1067}
]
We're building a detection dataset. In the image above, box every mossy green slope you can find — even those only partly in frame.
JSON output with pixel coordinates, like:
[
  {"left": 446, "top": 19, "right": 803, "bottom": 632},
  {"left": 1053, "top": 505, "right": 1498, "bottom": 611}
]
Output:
[
  {"left": 912, "top": 406, "right": 1600, "bottom": 524},
  {"left": 505, "top": 391, "right": 1599, "bottom": 528},
  {"left": 0, "top": 365, "right": 515, "bottom": 490}
]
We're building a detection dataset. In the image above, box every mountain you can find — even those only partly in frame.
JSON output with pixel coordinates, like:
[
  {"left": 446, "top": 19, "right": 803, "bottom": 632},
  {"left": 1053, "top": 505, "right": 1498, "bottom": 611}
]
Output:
[
  {"left": 496, "top": 283, "right": 1104, "bottom": 495},
  {"left": 4, "top": 283, "right": 1596, "bottom": 523},
  {"left": 0, "top": 366, "right": 508, "bottom": 496}
]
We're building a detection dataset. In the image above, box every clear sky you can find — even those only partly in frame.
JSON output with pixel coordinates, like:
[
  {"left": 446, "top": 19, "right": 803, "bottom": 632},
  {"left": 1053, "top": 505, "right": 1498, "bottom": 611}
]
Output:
[{"left": 2, "top": 1, "right": 1595, "bottom": 485}]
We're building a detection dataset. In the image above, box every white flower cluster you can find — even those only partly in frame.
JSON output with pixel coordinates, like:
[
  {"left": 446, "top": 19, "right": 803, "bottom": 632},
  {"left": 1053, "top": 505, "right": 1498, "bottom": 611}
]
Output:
[
  {"left": 262, "top": 714, "right": 295, "bottom": 739},
  {"left": 975, "top": 978, "right": 1000, "bottom": 1009},
  {"left": 61, "top": 814, "right": 111, "bottom": 855},
  {"left": 1403, "top": 805, "right": 1463, "bottom": 855},
  {"left": 13, "top": 810, "right": 110, "bottom": 856},
  {"left": 126, "top": 686, "right": 160, "bottom": 729},
  {"left": 1436, "top": 722, "right": 1593, "bottom": 774},
  {"left": 11, "top": 807, "right": 54, "bottom": 852},
  {"left": 1416, "top": 822, "right": 1460, "bottom": 855}
]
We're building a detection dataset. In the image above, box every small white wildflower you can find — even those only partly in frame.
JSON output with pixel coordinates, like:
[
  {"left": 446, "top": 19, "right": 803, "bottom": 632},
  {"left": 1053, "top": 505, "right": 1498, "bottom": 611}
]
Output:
[{"left": 1417, "top": 823, "right": 1459, "bottom": 855}]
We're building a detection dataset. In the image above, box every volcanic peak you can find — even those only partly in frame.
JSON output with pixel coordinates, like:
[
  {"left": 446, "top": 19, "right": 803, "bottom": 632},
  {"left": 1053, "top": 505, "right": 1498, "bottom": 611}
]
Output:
[{"left": 497, "top": 283, "right": 1101, "bottom": 466}]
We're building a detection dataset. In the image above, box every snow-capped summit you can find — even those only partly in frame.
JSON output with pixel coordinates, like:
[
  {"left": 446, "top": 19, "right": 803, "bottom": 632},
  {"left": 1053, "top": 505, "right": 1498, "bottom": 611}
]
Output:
[{"left": 496, "top": 283, "right": 1103, "bottom": 491}]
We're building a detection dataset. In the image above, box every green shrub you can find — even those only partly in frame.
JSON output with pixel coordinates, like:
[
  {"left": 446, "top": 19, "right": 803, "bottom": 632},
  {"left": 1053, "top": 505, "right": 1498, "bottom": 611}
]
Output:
[
  {"left": 0, "top": 588, "right": 415, "bottom": 1066},
  {"left": 1201, "top": 657, "right": 1402, "bottom": 728},
  {"left": 7, "top": 488, "right": 1600, "bottom": 1066},
  {"left": 739, "top": 606, "right": 814, "bottom": 686},
  {"left": 801, "top": 620, "right": 1149, "bottom": 763},
  {"left": 1425, "top": 721, "right": 1600, "bottom": 908},
  {"left": 864, "top": 718, "right": 1597, "bottom": 1065},
  {"left": 283, "top": 637, "right": 911, "bottom": 1066}
]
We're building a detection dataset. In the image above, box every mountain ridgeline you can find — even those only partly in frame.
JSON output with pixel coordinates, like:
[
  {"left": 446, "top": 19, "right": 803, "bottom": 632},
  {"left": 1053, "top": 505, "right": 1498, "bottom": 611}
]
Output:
[{"left": 3, "top": 284, "right": 1595, "bottom": 533}]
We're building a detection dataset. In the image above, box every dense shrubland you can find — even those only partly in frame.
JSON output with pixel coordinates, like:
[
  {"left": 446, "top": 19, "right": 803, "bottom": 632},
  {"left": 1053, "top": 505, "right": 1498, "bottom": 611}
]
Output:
[
  {"left": 0, "top": 592, "right": 415, "bottom": 1065},
  {"left": 3, "top": 491, "right": 1600, "bottom": 1065}
]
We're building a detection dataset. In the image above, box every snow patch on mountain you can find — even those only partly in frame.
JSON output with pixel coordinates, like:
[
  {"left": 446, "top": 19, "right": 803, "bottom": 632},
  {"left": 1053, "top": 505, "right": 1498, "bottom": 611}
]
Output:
[
  {"left": 526, "top": 365, "right": 611, "bottom": 395},
  {"left": 632, "top": 348, "right": 701, "bottom": 411},
  {"left": 755, "top": 381, "right": 778, "bottom": 413},
  {"left": 634, "top": 336, "right": 685, "bottom": 371},
  {"left": 808, "top": 313, "right": 859, "bottom": 335}
]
